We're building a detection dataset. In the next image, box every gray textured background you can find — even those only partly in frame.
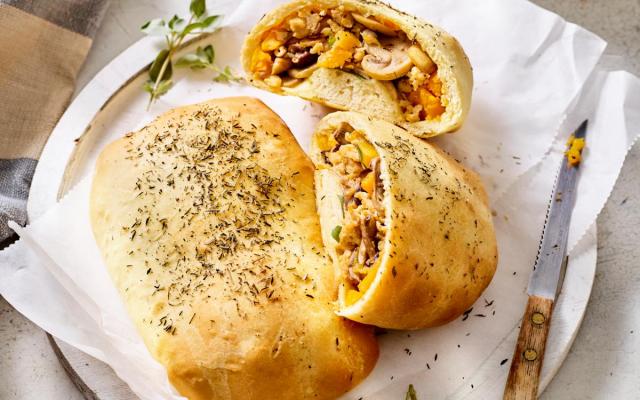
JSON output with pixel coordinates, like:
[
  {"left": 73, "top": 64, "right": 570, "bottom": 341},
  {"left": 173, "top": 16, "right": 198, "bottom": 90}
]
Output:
[{"left": 1, "top": 0, "right": 639, "bottom": 399}]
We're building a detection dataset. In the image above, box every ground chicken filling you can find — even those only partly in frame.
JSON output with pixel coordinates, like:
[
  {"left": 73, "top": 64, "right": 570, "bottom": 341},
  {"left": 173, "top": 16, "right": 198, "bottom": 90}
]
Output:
[
  {"left": 251, "top": 6, "right": 446, "bottom": 122},
  {"left": 317, "top": 122, "right": 387, "bottom": 305}
]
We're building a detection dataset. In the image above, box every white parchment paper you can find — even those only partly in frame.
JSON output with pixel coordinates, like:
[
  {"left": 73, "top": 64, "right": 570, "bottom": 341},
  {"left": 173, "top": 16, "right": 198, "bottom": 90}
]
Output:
[{"left": 1, "top": 0, "right": 640, "bottom": 399}]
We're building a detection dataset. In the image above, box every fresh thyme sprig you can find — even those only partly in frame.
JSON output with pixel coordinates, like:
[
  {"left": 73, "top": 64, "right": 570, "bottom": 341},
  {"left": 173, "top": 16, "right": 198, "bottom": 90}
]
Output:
[{"left": 140, "top": 0, "right": 240, "bottom": 109}]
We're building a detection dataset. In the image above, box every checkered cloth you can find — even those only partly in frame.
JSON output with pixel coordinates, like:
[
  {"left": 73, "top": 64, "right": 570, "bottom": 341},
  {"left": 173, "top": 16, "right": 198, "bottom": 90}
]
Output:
[{"left": 0, "top": 0, "right": 109, "bottom": 247}]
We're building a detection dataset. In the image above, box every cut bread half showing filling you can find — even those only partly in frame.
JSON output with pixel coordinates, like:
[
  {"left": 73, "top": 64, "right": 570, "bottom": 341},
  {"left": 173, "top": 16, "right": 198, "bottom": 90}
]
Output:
[
  {"left": 314, "top": 122, "right": 387, "bottom": 306},
  {"left": 312, "top": 112, "right": 498, "bottom": 329},
  {"left": 250, "top": 6, "right": 446, "bottom": 122}
]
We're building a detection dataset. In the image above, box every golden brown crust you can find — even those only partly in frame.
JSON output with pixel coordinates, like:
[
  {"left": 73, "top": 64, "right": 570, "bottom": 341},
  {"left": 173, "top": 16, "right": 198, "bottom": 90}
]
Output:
[
  {"left": 242, "top": 0, "right": 473, "bottom": 138},
  {"left": 311, "top": 112, "right": 497, "bottom": 329},
  {"left": 90, "top": 98, "right": 378, "bottom": 399}
]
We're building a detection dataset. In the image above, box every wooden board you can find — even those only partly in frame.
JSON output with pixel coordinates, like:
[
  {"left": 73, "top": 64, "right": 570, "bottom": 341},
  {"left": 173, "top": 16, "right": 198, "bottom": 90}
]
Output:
[{"left": 27, "top": 24, "right": 599, "bottom": 400}]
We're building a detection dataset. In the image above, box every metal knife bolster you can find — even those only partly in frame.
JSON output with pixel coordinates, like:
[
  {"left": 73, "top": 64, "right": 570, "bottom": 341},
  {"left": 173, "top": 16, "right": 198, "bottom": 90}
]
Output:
[{"left": 527, "top": 120, "right": 587, "bottom": 300}]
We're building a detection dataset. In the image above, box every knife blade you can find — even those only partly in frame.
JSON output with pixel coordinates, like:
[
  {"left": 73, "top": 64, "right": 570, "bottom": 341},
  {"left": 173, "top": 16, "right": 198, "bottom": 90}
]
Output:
[
  {"left": 503, "top": 119, "right": 588, "bottom": 400},
  {"left": 528, "top": 119, "right": 588, "bottom": 300}
]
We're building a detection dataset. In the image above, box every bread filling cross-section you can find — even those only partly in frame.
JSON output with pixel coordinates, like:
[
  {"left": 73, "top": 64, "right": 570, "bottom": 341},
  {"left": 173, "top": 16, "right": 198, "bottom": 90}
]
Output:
[
  {"left": 250, "top": 6, "right": 446, "bottom": 122},
  {"left": 314, "top": 122, "right": 388, "bottom": 305}
]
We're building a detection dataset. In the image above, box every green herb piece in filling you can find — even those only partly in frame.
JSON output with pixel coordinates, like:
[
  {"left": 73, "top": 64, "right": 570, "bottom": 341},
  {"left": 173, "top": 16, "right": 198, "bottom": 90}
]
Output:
[{"left": 331, "top": 225, "right": 342, "bottom": 242}]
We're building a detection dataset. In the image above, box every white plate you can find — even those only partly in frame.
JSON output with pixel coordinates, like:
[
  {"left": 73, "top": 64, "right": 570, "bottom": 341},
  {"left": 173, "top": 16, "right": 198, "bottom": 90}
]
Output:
[{"left": 27, "top": 29, "right": 597, "bottom": 400}]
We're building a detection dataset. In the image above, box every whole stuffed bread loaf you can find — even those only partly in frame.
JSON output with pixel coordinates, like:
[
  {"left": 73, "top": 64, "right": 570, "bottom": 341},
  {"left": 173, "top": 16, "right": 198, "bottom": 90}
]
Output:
[
  {"left": 90, "top": 97, "right": 378, "bottom": 400},
  {"left": 311, "top": 112, "right": 497, "bottom": 329},
  {"left": 242, "top": 0, "right": 473, "bottom": 138}
]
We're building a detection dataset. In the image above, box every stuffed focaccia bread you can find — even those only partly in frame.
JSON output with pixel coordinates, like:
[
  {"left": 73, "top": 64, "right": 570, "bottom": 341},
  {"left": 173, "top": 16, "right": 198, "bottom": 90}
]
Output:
[
  {"left": 242, "top": 0, "right": 473, "bottom": 138},
  {"left": 311, "top": 112, "right": 497, "bottom": 330},
  {"left": 90, "top": 98, "right": 378, "bottom": 400}
]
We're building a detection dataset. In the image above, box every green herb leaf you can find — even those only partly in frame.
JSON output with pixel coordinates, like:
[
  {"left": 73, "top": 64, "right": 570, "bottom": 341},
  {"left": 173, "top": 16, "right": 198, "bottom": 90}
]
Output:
[
  {"left": 182, "top": 15, "right": 220, "bottom": 35},
  {"left": 168, "top": 15, "right": 184, "bottom": 31},
  {"left": 213, "top": 73, "right": 230, "bottom": 82},
  {"left": 331, "top": 225, "right": 342, "bottom": 242},
  {"left": 199, "top": 45, "right": 215, "bottom": 64},
  {"left": 213, "top": 67, "right": 231, "bottom": 82},
  {"left": 175, "top": 53, "right": 207, "bottom": 69},
  {"left": 141, "top": 18, "right": 169, "bottom": 36},
  {"left": 143, "top": 79, "right": 173, "bottom": 97},
  {"left": 176, "top": 45, "right": 215, "bottom": 70},
  {"left": 405, "top": 384, "right": 418, "bottom": 400},
  {"left": 182, "top": 22, "right": 202, "bottom": 36},
  {"left": 213, "top": 66, "right": 243, "bottom": 83},
  {"left": 154, "top": 79, "right": 173, "bottom": 96},
  {"left": 190, "top": 0, "right": 206, "bottom": 18},
  {"left": 143, "top": 80, "right": 155, "bottom": 94},
  {"left": 327, "top": 35, "right": 336, "bottom": 47},
  {"left": 199, "top": 14, "right": 220, "bottom": 29},
  {"left": 149, "top": 49, "right": 173, "bottom": 82}
]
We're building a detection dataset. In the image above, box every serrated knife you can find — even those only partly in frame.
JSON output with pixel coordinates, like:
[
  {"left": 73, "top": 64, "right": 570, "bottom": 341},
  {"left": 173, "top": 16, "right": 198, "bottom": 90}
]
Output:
[{"left": 503, "top": 120, "right": 588, "bottom": 400}]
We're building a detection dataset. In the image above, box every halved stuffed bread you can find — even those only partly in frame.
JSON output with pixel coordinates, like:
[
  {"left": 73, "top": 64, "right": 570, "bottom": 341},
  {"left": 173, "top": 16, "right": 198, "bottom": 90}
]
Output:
[
  {"left": 242, "top": 0, "right": 473, "bottom": 138},
  {"left": 311, "top": 112, "right": 497, "bottom": 329}
]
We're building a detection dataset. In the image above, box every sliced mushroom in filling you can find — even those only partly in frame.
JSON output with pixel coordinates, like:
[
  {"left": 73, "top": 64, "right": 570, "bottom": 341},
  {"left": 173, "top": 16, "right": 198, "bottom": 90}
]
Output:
[
  {"left": 315, "top": 123, "right": 387, "bottom": 305},
  {"left": 251, "top": 6, "right": 446, "bottom": 122}
]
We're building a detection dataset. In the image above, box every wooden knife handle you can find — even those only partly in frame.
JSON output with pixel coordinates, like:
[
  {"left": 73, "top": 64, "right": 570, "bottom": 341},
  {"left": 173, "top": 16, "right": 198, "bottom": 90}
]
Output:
[{"left": 503, "top": 295, "right": 555, "bottom": 400}]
